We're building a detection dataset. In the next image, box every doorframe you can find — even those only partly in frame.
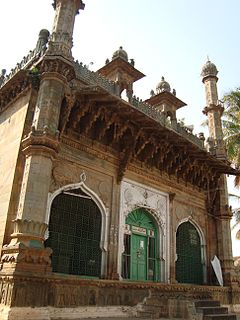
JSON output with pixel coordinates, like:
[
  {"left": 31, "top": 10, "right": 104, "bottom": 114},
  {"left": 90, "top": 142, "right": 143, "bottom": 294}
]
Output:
[
  {"left": 125, "top": 211, "right": 160, "bottom": 281},
  {"left": 46, "top": 181, "right": 109, "bottom": 278},
  {"left": 176, "top": 217, "right": 207, "bottom": 284}
]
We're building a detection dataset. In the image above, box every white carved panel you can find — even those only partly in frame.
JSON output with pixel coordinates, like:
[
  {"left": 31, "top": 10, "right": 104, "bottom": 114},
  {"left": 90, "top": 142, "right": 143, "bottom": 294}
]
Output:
[{"left": 121, "top": 181, "right": 167, "bottom": 234}]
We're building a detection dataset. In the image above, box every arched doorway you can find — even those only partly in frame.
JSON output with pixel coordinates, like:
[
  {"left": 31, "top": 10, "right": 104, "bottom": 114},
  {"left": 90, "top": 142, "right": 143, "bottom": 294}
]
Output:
[
  {"left": 176, "top": 221, "right": 203, "bottom": 284},
  {"left": 122, "top": 208, "right": 160, "bottom": 281},
  {"left": 45, "top": 189, "right": 102, "bottom": 277}
]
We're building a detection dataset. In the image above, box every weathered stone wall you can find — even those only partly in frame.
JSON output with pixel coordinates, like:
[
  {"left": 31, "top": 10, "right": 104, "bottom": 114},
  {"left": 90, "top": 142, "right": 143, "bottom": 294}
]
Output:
[{"left": 0, "top": 93, "right": 30, "bottom": 250}]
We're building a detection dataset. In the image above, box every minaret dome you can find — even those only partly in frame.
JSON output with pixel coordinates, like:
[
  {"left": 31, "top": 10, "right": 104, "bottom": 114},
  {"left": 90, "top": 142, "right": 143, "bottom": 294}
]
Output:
[
  {"left": 156, "top": 76, "right": 171, "bottom": 94},
  {"left": 201, "top": 59, "right": 218, "bottom": 80},
  {"left": 112, "top": 46, "right": 128, "bottom": 61}
]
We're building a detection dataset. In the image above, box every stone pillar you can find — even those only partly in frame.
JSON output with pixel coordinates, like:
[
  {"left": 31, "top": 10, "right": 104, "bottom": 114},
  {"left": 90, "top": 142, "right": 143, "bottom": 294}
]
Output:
[
  {"left": 215, "top": 176, "right": 236, "bottom": 286},
  {"left": 0, "top": 77, "right": 63, "bottom": 274},
  {"left": 107, "top": 182, "right": 121, "bottom": 280},
  {"left": 169, "top": 193, "right": 176, "bottom": 283}
]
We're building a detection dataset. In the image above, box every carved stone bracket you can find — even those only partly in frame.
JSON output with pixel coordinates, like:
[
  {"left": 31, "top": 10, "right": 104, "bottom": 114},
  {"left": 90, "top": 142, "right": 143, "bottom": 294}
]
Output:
[{"left": 58, "top": 85, "right": 77, "bottom": 135}]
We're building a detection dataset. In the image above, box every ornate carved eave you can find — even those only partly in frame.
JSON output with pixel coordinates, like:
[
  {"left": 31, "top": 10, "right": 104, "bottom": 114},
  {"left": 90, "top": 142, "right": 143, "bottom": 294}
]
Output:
[
  {"left": 60, "top": 91, "right": 238, "bottom": 190},
  {"left": 0, "top": 71, "right": 31, "bottom": 114}
]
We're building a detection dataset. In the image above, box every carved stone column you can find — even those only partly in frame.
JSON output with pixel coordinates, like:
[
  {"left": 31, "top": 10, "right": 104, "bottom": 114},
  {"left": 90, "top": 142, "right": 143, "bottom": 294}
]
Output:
[
  {"left": 0, "top": 128, "right": 58, "bottom": 274},
  {"left": 169, "top": 192, "right": 176, "bottom": 283},
  {"left": 107, "top": 182, "right": 121, "bottom": 280},
  {"left": 215, "top": 176, "right": 236, "bottom": 286}
]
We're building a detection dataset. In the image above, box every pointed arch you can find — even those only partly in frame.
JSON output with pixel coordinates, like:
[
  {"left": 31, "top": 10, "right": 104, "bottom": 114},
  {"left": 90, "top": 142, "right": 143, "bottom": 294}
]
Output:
[
  {"left": 46, "top": 181, "right": 109, "bottom": 251},
  {"left": 45, "top": 182, "right": 109, "bottom": 277},
  {"left": 176, "top": 217, "right": 207, "bottom": 284}
]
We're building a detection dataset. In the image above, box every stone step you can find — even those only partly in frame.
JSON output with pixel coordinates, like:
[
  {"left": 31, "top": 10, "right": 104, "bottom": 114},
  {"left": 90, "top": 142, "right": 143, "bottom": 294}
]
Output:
[
  {"left": 195, "top": 300, "right": 221, "bottom": 308},
  {"left": 196, "top": 307, "right": 229, "bottom": 315},
  {"left": 203, "top": 314, "right": 237, "bottom": 320}
]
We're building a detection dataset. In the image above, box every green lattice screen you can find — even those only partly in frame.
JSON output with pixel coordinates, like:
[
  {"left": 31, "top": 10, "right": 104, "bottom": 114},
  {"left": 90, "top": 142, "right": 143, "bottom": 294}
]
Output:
[
  {"left": 176, "top": 222, "right": 203, "bottom": 284},
  {"left": 45, "top": 192, "right": 102, "bottom": 277}
]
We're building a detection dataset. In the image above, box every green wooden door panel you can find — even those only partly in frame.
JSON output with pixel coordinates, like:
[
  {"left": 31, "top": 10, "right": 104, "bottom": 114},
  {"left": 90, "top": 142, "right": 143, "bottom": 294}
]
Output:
[
  {"left": 176, "top": 222, "right": 203, "bottom": 284},
  {"left": 131, "top": 234, "right": 147, "bottom": 280},
  {"left": 123, "top": 208, "right": 160, "bottom": 282}
]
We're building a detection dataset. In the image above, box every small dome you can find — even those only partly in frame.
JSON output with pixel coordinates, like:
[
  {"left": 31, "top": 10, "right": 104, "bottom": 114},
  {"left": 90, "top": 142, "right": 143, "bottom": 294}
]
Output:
[
  {"left": 112, "top": 46, "right": 128, "bottom": 61},
  {"left": 156, "top": 76, "right": 171, "bottom": 93},
  {"left": 201, "top": 59, "right": 218, "bottom": 78},
  {"left": 38, "top": 29, "right": 50, "bottom": 39}
]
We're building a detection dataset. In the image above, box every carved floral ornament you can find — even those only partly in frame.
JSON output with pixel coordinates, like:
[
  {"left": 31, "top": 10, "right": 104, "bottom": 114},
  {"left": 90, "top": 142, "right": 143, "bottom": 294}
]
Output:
[{"left": 121, "top": 180, "right": 168, "bottom": 234}]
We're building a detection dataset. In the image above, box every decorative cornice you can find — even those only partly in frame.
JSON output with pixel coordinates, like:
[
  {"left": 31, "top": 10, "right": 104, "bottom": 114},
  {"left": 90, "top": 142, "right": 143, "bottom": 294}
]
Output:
[
  {"left": 40, "top": 57, "right": 75, "bottom": 82},
  {"left": 21, "top": 126, "right": 59, "bottom": 159}
]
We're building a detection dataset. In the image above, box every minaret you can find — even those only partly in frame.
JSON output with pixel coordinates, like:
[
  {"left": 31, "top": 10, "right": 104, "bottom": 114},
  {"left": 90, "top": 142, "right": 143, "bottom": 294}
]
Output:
[
  {"left": 1, "top": 0, "right": 84, "bottom": 276},
  {"left": 201, "top": 60, "right": 235, "bottom": 286},
  {"left": 201, "top": 59, "right": 226, "bottom": 159}
]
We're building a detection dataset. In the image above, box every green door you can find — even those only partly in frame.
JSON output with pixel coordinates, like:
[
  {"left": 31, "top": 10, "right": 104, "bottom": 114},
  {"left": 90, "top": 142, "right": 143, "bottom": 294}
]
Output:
[
  {"left": 131, "top": 234, "right": 147, "bottom": 281},
  {"left": 176, "top": 222, "right": 203, "bottom": 284},
  {"left": 122, "top": 208, "right": 160, "bottom": 282}
]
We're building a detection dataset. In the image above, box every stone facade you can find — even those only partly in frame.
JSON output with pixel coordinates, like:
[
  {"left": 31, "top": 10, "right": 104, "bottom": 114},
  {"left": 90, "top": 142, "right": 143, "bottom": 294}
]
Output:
[{"left": 0, "top": 1, "right": 239, "bottom": 319}]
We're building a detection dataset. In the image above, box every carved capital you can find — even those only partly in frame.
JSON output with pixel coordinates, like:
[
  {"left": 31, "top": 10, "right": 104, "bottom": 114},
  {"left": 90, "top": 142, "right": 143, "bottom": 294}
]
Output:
[
  {"left": 40, "top": 58, "right": 75, "bottom": 82},
  {"left": 11, "top": 219, "right": 48, "bottom": 241}
]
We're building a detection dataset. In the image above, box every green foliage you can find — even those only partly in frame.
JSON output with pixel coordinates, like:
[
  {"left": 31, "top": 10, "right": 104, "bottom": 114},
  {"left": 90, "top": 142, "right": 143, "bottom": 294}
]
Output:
[{"left": 222, "top": 88, "right": 240, "bottom": 187}]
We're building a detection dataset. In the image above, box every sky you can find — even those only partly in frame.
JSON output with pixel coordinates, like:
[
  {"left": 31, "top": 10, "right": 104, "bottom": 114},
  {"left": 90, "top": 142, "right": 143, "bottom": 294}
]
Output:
[{"left": 0, "top": 1, "right": 239, "bottom": 251}]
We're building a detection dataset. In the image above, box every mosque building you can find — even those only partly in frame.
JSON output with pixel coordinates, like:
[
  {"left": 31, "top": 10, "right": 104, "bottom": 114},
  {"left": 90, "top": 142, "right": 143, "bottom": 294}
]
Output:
[{"left": 0, "top": 1, "right": 239, "bottom": 319}]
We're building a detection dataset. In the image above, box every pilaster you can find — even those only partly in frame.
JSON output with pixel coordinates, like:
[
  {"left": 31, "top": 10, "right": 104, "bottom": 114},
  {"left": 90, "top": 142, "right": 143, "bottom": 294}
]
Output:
[
  {"left": 169, "top": 192, "right": 176, "bottom": 284},
  {"left": 107, "top": 181, "right": 121, "bottom": 280},
  {"left": 215, "top": 176, "right": 236, "bottom": 286}
]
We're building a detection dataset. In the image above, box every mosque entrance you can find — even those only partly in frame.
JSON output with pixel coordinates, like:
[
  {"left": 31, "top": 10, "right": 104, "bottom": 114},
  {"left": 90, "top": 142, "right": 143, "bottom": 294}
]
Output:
[
  {"left": 176, "top": 221, "right": 203, "bottom": 284},
  {"left": 45, "top": 189, "right": 102, "bottom": 277},
  {"left": 122, "top": 208, "right": 160, "bottom": 281}
]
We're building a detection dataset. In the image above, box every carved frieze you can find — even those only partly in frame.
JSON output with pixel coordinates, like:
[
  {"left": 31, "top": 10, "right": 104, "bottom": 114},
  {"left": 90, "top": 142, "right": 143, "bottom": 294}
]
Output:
[{"left": 40, "top": 58, "right": 75, "bottom": 82}]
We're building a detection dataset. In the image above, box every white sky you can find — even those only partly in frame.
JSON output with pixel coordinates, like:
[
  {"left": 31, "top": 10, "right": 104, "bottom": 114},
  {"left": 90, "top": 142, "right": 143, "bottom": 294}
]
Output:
[{"left": 0, "top": 0, "right": 239, "bottom": 252}]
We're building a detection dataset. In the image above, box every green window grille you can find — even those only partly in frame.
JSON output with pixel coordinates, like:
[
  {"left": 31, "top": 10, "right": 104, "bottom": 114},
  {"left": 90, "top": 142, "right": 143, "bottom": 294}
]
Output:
[
  {"left": 176, "top": 221, "right": 203, "bottom": 284},
  {"left": 45, "top": 191, "right": 102, "bottom": 277}
]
